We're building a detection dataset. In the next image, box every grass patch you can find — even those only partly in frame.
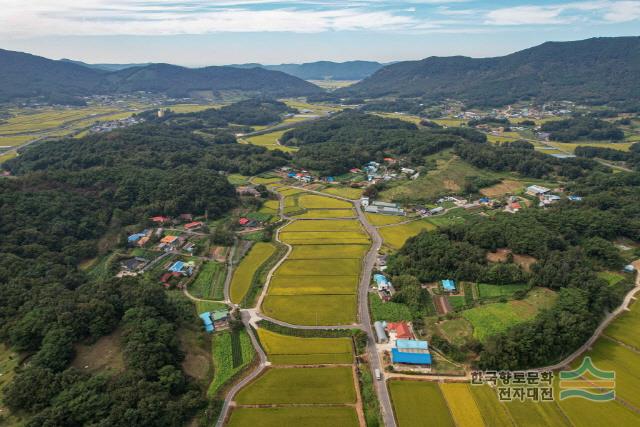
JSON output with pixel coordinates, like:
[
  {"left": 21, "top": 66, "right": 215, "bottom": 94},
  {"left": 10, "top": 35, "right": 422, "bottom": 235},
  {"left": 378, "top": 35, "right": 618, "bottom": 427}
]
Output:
[
  {"left": 389, "top": 380, "right": 455, "bottom": 427},
  {"left": 477, "top": 283, "right": 527, "bottom": 299},
  {"left": 195, "top": 300, "right": 228, "bottom": 314},
  {"left": 227, "top": 174, "right": 250, "bottom": 185},
  {"left": 368, "top": 294, "right": 412, "bottom": 322},
  {"left": 438, "top": 318, "right": 474, "bottom": 346},
  {"left": 208, "top": 330, "right": 255, "bottom": 396},
  {"left": 227, "top": 407, "right": 359, "bottom": 427},
  {"left": 448, "top": 295, "right": 467, "bottom": 311},
  {"left": 229, "top": 242, "right": 277, "bottom": 304},
  {"left": 262, "top": 294, "right": 357, "bottom": 325},
  {"left": 461, "top": 288, "right": 557, "bottom": 342},
  {"left": 256, "top": 328, "right": 353, "bottom": 365},
  {"left": 244, "top": 130, "right": 297, "bottom": 152},
  {"left": 235, "top": 366, "right": 356, "bottom": 404},
  {"left": 597, "top": 271, "right": 626, "bottom": 286}
]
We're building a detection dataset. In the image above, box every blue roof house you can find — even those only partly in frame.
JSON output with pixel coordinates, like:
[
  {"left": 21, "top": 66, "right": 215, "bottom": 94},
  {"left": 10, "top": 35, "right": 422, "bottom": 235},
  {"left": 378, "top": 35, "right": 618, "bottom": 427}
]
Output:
[
  {"left": 373, "top": 274, "right": 390, "bottom": 289},
  {"left": 199, "top": 312, "right": 214, "bottom": 333},
  {"left": 442, "top": 279, "right": 456, "bottom": 292},
  {"left": 391, "top": 348, "right": 432, "bottom": 365},
  {"left": 396, "top": 339, "right": 429, "bottom": 351},
  {"left": 169, "top": 261, "right": 185, "bottom": 273}
]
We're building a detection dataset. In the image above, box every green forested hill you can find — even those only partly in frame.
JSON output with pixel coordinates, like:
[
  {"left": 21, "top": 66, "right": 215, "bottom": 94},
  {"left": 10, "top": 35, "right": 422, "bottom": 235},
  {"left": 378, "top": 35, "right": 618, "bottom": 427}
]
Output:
[
  {"left": 0, "top": 49, "right": 322, "bottom": 104},
  {"left": 339, "top": 37, "right": 640, "bottom": 107}
]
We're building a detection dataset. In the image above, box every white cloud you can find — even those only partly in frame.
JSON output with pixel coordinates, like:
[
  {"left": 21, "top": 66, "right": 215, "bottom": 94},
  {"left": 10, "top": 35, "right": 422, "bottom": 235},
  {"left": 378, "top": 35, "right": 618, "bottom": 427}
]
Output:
[{"left": 603, "top": 1, "right": 640, "bottom": 22}]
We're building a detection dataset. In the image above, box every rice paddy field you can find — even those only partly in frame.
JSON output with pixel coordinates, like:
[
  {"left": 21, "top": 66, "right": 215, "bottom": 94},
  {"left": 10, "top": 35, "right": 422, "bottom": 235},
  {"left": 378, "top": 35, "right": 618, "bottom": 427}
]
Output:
[
  {"left": 229, "top": 242, "right": 277, "bottom": 304},
  {"left": 227, "top": 406, "right": 359, "bottom": 427},
  {"left": 256, "top": 328, "right": 353, "bottom": 365},
  {"left": 263, "top": 202, "right": 369, "bottom": 325},
  {"left": 389, "top": 381, "right": 455, "bottom": 427},
  {"left": 292, "top": 208, "right": 356, "bottom": 218},
  {"left": 208, "top": 330, "right": 255, "bottom": 396},
  {"left": 320, "top": 186, "right": 364, "bottom": 199},
  {"left": 366, "top": 213, "right": 408, "bottom": 226},
  {"left": 461, "top": 288, "right": 557, "bottom": 342},
  {"left": 235, "top": 366, "right": 356, "bottom": 405},
  {"left": 604, "top": 299, "right": 640, "bottom": 350},
  {"left": 378, "top": 219, "right": 436, "bottom": 249},
  {"left": 244, "top": 130, "right": 297, "bottom": 153},
  {"left": 440, "top": 383, "right": 485, "bottom": 426}
]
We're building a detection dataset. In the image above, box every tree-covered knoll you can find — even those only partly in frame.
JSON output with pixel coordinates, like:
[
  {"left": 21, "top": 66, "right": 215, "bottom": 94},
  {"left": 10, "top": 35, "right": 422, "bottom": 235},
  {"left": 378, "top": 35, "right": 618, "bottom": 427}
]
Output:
[
  {"left": 280, "top": 111, "right": 483, "bottom": 175},
  {"left": 388, "top": 168, "right": 640, "bottom": 369},
  {"left": 541, "top": 116, "right": 625, "bottom": 141}
]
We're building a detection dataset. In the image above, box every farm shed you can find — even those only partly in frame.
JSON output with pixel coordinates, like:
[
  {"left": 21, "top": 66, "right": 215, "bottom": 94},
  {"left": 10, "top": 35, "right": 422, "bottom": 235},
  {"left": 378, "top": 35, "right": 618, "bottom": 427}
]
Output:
[
  {"left": 391, "top": 348, "right": 432, "bottom": 365},
  {"left": 396, "top": 339, "right": 429, "bottom": 352},
  {"left": 441, "top": 279, "right": 456, "bottom": 292},
  {"left": 373, "top": 274, "right": 390, "bottom": 290},
  {"left": 526, "top": 185, "right": 550, "bottom": 196},
  {"left": 374, "top": 321, "right": 388, "bottom": 343},
  {"left": 199, "top": 312, "right": 214, "bottom": 333}
]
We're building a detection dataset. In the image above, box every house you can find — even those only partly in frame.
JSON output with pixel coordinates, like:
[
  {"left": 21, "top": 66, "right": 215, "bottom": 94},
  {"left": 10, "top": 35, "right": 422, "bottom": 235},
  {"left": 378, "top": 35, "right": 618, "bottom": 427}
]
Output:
[
  {"left": 386, "top": 322, "right": 412, "bottom": 340},
  {"left": 199, "top": 312, "right": 214, "bottom": 333},
  {"left": 127, "top": 231, "right": 147, "bottom": 244},
  {"left": 184, "top": 221, "right": 203, "bottom": 230},
  {"left": 429, "top": 207, "right": 444, "bottom": 215},
  {"left": 159, "top": 235, "right": 182, "bottom": 251},
  {"left": 137, "top": 236, "right": 150, "bottom": 247},
  {"left": 624, "top": 265, "right": 636, "bottom": 273},
  {"left": 121, "top": 257, "right": 148, "bottom": 272},
  {"left": 287, "top": 172, "right": 297, "bottom": 178},
  {"left": 349, "top": 168, "right": 361, "bottom": 173},
  {"left": 373, "top": 274, "right": 391, "bottom": 290},
  {"left": 236, "top": 186, "right": 260, "bottom": 197},
  {"left": 441, "top": 279, "right": 456, "bottom": 293},
  {"left": 238, "top": 217, "right": 250, "bottom": 226},
  {"left": 326, "top": 176, "right": 335, "bottom": 183},
  {"left": 211, "top": 309, "right": 230, "bottom": 330},
  {"left": 505, "top": 201, "right": 522, "bottom": 213},
  {"left": 151, "top": 216, "right": 170, "bottom": 224},
  {"left": 360, "top": 197, "right": 370, "bottom": 207},
  {"left": 568, "top": 195, "right": 583, "bottom": 202},
  {"left": 391, "top": 348, "right": 432, "bottom": 366},
  {"left": 374, "top": 321, "right": 388, "bottom": 343},
  {"left": 526, "top": 185, "right": 550, "bottom": 196},
  {"left": 540, "top": 194, "right": 561, "bottom": 206}
]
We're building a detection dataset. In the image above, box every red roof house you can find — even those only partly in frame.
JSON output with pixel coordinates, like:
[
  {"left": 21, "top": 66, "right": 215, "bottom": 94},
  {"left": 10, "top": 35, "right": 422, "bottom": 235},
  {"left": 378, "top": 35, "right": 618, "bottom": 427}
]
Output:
[
  {"left": 184, "top": 221, "right": 203, "bottom": 230},
  {"left": 239, "top": 217, "right": 250, "bottom": 226},
  {"left": 151, "top": 216, "right": 170, "bottom": 223},
  {"left": 386, "top": 322, "right": 413, "bottom": 339}
]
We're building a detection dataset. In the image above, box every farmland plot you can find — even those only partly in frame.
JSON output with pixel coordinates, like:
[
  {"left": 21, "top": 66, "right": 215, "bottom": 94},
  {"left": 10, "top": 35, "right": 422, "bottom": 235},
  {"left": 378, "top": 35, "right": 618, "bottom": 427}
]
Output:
[
  {"left": 288, "top": 244, "right": 368, "bottom": 260},
  {"left": 262, "top": 294, "right": 357, "bottom": 325},
  {"left": 283, "top": 219, "right": 363, "bottom": 232},
  {"left": 268, "top": 275, "right": 358, "bottom": 295},
  {"left": 389, "top": 381, "right": 455, "bottom": 427},
  {"left": 276, "top": 258, "right": 361, "bottom": 276},
  {"left": 256, "top": 328, "right": 353, "bottom": 365},
  {"left": 379, "top": 220, "right": 436, "bottom": 249},
  {"left": 234, "top": 366, "right": 356, "bottom": 405},
  {"left": 440, "top": 383, "right": 485, "bottom": 427},
  {"left": 229, "top": 242, "right": 277, "bottom": 304},
  {"left": 227, "top": 407, "right": 359, "bottom": 427}
]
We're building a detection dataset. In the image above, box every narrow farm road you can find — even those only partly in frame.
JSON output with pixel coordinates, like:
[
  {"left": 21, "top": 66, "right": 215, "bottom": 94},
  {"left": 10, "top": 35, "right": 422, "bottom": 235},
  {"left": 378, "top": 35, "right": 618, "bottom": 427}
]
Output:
[{"left": 222, "top": 237, "right": 238, "bottom": 304}]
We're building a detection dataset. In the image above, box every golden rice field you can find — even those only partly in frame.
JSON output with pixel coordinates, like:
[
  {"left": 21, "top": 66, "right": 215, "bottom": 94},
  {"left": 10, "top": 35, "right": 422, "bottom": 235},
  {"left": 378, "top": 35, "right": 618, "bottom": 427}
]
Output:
[
  {"left": 365, "top": 213, "right": 408, "bottom": 226},
  {"left": 268, "top": 275, "right": 359, "bottom": 295},
  {"left": 256, "top": 328, "right": 353, "bottom": 365},
  {"left": 229, "top": 242, "right": 277, "bottom": 304},
  {"left": 297, "top": 194, "right": 353, "bottom": 209},
  {"left": 320, "top": 186, "right": 364, "bottom": 199},
  {"left": 440, "top": 383, "right": 485, "bottom": 427},
  {"left": 283, "top": 219, "right": 363, "bottom": 232},
  {"left": 292, "top": 208, "right": 356, "bottom": 218},
  {"left": 378, "top": 219, "right": 436, "bottom": 249},
  {"left": 262, "top": 293, "right": 358, "bottom": 325},
  {"left": 288, "top": 244, "right": 368, "bottom": 259},
  {"left": 244, "top": 130, "right": 297, "bottom": 153},
  {"left": 227, "top": 406, "right": 359, "bottom": 427}
]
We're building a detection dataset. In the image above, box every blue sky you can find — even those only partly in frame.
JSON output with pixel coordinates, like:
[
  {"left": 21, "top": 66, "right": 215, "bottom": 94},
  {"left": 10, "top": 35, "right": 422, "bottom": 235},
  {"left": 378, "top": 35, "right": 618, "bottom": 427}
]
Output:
[{"left": 0, "top": 0, "right": 638, "bottom": 66}]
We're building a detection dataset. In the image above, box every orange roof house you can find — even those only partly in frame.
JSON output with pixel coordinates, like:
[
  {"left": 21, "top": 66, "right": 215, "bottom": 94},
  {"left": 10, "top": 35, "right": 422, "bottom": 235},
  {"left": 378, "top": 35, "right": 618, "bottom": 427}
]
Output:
[
  {"left": 160, "top": 235, "right": 178, "bottom": 244},
  {"left": 386, "top": 322, "right": 412, "bottom": 339},
  {"left": 184, "top": 221, "right": 203, "bottom": 230}
]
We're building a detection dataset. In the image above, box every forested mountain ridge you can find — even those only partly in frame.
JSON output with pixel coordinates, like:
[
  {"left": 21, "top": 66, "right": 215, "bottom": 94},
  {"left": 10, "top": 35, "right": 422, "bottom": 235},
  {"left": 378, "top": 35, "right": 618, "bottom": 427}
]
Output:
[
  {"left": 0, "top": 49, "right": 322, "bottom": 104},
  {"left": 338, "top": 37, "right": 640, "bottom": 107},
  {"left": 230, "top": 60, "right": 384, "bottom": 80}
]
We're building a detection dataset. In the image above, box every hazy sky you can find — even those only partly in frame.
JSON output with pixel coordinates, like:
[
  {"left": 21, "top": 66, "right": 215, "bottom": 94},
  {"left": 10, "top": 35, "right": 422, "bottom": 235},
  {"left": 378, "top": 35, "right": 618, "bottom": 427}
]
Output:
[{"left": 1, "top": 0, "right": 638, "bottom": 66}]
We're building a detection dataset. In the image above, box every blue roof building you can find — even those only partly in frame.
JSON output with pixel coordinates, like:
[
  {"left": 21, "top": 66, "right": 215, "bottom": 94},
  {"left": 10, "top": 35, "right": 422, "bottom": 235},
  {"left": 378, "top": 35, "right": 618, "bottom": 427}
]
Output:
[
  {"left": 568, "top": 195, "right": 583, "bottom": 201},
  {"left": 288, "top": 172, "right": 296, "bottom": 178},
  {"left": 391, "top": 348, "right": 432, "bottom": 365},
  {"left": 199, "top": 312, "right": 214, "bottom": 333},
  {"left": 442, "top": 279, "right": 456, "bottom": 292},
  {"left": 128, "top": 232, "right": 146, "bottom": 242},
  {"left": 373, "top": 274, "right": 389, "bottom": 288},
  {"left": 396, "top": 339, "right": 429, "bottom": 351},
  {"left": 169, "top": 261, "right": 185, "bottom": 273}
]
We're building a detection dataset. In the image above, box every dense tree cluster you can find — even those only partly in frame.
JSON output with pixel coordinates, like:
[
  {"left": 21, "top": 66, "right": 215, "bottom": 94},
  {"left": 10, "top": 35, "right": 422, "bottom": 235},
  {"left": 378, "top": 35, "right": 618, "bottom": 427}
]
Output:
[
  {"left": 541, "top": 117, "right": 624, "bottom": 141},
  {"left": 281, "top": 111, "right": 478, "bottom": 175},
  {"left": 388, "top": 167, "right": 640, "bottom": 369},
  {"left": 575, "top": 144, "right": 640, "bottom": 170}
]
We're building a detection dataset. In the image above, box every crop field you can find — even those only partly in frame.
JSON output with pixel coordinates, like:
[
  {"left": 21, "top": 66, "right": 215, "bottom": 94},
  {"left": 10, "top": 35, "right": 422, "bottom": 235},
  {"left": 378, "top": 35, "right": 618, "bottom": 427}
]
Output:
[
  {"left": 283, "top": 219, "right": 363, "bottom": 232},
  {"left": 461, "top": 288, "right": 557, "bottom": 341},
  {"left": 235, "top": 366, "right": 356, "bottom": 405},
  {"left": 597, "top": 271, "right": 627, "bottom": 286},
  {"left": 478, "top": 283, "right": 527, "bottom": 299},
  {"left": 244, "top": 130, "right": 297, "bottom": 152},
  {"left": 366, "top": 213, "right": 408, "bottom": 226},
  {"left": 440, "top": 383, "right": 485, "bottom": 427},
  {"left": 604, "top": 299, "right": 640, "bottom": 349},
  {"left": 189, "top": 261, "right": 225, "bottom": 300},
  {"left": 208, "top": 330, "right": 255, "bottom": 396},
  {"left": 379, "top": 219, "right": 436, "bottom": 249},
  {"left": 278, "top": 187, "right": 304, "bottom": 196},
  {"left": 279, "top": 231, "right": 370, "bottom": 245},
  {"left": 431, "top": 118, "right": 467, "bottom": 127},
  {"left": 468, "top": 385, "right": 513, "bottom": 427},
  {"left": 256, "top": 328, "right": 353, "bottom": 365},
  {"left": 438, "top": 317, "right": 474, "bottom": 346},
  {"left": 321, "top": 186, "right": 364, "bottom": 199},
  {"left": 276, "top": 258, "right": 362, "bottom": 276},
  {"left": 569, "top": 338, "right": 640, "bottom": 409},
  {"left": 289, "top": 244, "right": 368, "bottom": 259},
  {"left": 374, "top": 112, "right": 423, "bottom": 125},
  {"left": 269, "top": 275, "right": 358, "bottom": 295},
  {"left": 547, "top": 141, "right": 634, "bottom": 153},
  {"left": 292, "top": 208, "right": 356, "bottom": 218},
  {"left": 297, "top": 194, "right": 353, "bottom": 209},
  {"left": 230, "top": 242, "right": 277, "bottom": 304},
  {"left": 252, "top": 176, "right": 282, "bottom": 185},
  {"left": 389, "top": 381, "right": 455, "bottom": 427},
  {"left": 0, "top": 134, "right": 34, "bottom": 147},
  {"left": 263, "top": 294, "right": 357, "bottom": 325},
  {"left": 227, "top": 406, "right": 359, "bottom": 427},
  {"left": 480, "top": 179, "right": 524, "bottom": 197},
  {"left": 259, "top": 199, "right": 280, "bottom": 215},
  {"left": 195, "top": 300, "right": 227, "bottom": 315},
  {"left": 504, "top": 397, "right": 570, "bottom": 427},
  {"left": 283, "top": 99, "right": 341, "bottom": 115}
]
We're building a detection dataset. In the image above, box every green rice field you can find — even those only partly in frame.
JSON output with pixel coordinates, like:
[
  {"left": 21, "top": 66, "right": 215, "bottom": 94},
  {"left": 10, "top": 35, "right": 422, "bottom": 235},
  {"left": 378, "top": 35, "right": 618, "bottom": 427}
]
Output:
[
  {"left": 256, "top": 328, "right": 353, "bottom": 365},
  {"left": 227, "top": 406, "right": 359, "bottom": 427},
  {"left": 379, "top": 219, "right": 436, "bottom": 249}
]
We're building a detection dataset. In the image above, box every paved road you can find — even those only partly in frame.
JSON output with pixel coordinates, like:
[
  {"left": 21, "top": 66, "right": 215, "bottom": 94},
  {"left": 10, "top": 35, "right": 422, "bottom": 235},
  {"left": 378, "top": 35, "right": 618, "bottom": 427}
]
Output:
[
  {"left": 222, "top": 238, "right": 238, "bottom": 304},
  {"left": 355, "top": 202, "right": 398, "bottom": 427}
]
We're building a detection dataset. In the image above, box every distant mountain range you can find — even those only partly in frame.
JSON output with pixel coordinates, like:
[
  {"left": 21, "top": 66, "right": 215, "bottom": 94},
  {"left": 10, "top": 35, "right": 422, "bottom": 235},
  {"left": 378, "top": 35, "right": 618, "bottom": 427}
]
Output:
[
  {"left": 229, "top": 61, "right": 385, "bottom": 81},
  {"left": 0, "top": 49, "right": 321, "bottom": 104},
  {"left": 338, "top": 37, "right": 640, "bottom": 107},
  {"left": 61, "top": 59, "right": 153, "bottom": 72}
]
